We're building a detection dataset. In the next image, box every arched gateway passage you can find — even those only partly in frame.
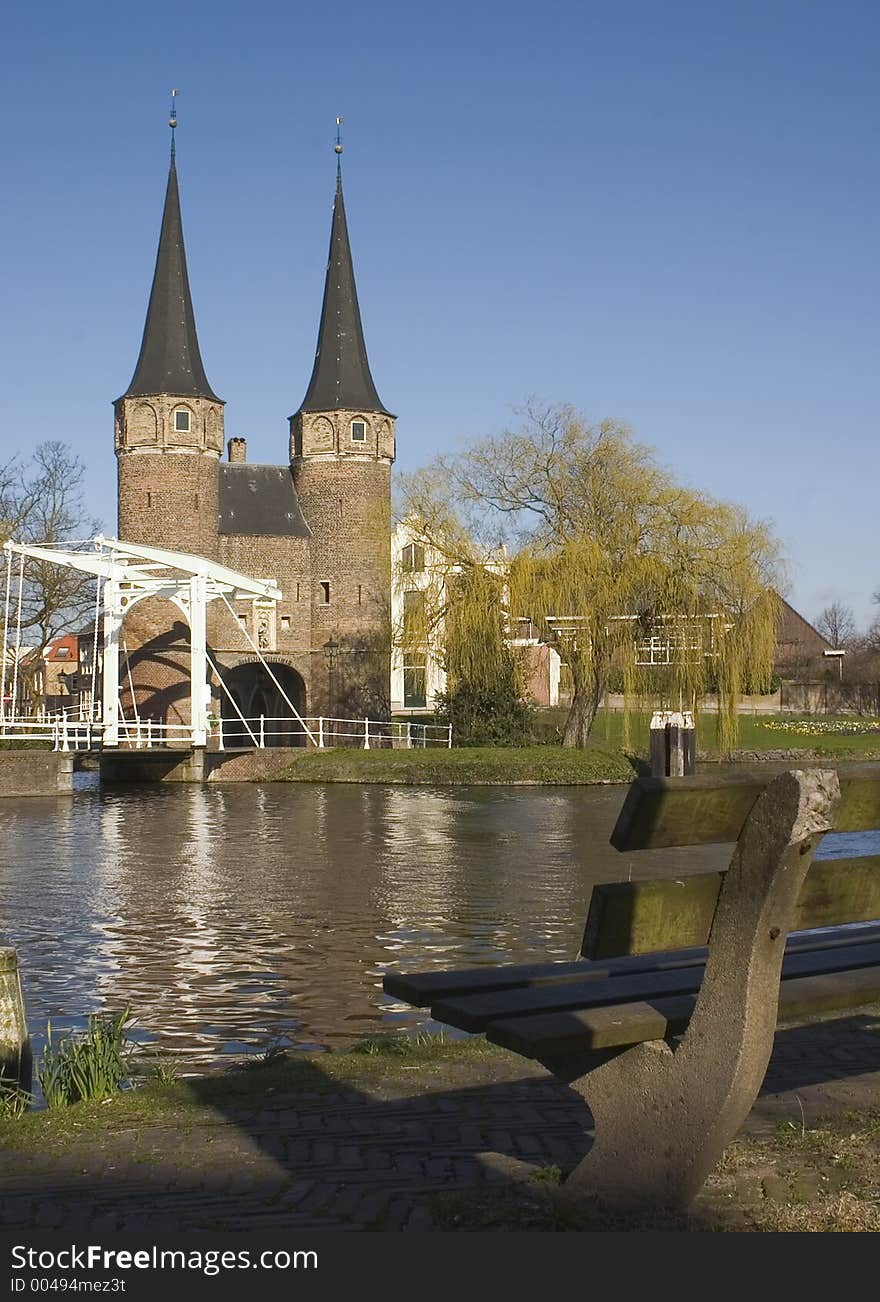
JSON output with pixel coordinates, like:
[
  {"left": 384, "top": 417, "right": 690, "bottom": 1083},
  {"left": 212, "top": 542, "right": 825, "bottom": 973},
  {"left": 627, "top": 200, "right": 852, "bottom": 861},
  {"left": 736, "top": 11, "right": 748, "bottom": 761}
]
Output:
[{"left": 220, "top": 662, "right": 307, "bottom": 747}]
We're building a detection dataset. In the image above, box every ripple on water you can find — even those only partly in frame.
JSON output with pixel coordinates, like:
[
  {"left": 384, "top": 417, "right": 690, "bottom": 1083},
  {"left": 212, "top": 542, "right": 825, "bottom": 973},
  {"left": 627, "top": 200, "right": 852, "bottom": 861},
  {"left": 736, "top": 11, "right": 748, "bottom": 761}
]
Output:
[{"left": 1, "top": 780, "right": 877, "bottom": 1067}]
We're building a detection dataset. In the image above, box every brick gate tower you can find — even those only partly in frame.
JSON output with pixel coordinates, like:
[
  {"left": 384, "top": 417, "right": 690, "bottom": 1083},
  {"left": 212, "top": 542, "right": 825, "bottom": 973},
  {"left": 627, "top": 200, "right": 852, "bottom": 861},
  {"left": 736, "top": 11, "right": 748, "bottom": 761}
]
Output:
[
  {"left": 289, "top": 151, "right": 396, "bottom": 718},
  {"left": 114, "top": 117, "right": 224, "bottom": 560},
  {"left": 113, "top": 116, "right": 394, "bottom": 737}
]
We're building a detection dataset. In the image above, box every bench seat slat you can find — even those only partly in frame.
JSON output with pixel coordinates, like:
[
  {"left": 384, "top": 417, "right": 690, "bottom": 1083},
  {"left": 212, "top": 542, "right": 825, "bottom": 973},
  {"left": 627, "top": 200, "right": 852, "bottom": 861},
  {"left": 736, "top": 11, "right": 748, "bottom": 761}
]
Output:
[
  {"left": 383, "top": 960, "right": 588, "bottom": 1006},
  {"left": 487, "top": 996, "right": 698, "bottom": 1059},
  {"left": 384, "top": 949, "right": 716, "bottom": 1006},
  {"left": 382, "top": 922, "right": 880, "bottom": 1007},
  {"left": 486, "top": 965, "right": 880, "bottom": 1061},
  {"left": 431, "top": 938, "right": 880, "bottom": 1032}
]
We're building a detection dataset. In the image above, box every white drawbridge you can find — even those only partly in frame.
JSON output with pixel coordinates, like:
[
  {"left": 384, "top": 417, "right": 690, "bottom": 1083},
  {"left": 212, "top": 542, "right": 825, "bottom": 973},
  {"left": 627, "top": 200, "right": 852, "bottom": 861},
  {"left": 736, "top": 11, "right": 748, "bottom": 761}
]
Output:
[
  {"left": 1, "top": 535, "right": 452, "bottom": 753},
  {"left": 1, "top": 535, "right": 286, "bottom": 748}
]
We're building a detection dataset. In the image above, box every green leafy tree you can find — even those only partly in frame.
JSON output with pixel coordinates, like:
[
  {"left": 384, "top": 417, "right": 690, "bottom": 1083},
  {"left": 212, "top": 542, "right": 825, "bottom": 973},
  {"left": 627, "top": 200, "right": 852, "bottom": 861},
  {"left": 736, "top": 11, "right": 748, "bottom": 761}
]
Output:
[{"left": 398, "top": 405, "right": 783, "bottom": 750}]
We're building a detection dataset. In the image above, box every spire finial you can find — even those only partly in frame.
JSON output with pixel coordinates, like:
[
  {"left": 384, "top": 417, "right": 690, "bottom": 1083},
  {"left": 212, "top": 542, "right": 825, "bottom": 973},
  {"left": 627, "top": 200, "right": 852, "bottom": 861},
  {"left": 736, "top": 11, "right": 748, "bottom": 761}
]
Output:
[
  {"left": 335, "top": 115, "right": 343, "bottom": 178},
  {"left": 169, "top": 89, "right": 179, "bottom": 161}
]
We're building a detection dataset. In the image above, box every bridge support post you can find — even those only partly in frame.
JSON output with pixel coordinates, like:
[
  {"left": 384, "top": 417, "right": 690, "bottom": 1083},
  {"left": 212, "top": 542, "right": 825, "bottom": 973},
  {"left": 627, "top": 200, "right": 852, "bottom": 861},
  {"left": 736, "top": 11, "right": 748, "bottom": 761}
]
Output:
[
  {"left": 101, "top": 578, "right": 123, "bottom": 747},
  {"left": 189, "top": 575, "right": 208, "bottom": 748}
]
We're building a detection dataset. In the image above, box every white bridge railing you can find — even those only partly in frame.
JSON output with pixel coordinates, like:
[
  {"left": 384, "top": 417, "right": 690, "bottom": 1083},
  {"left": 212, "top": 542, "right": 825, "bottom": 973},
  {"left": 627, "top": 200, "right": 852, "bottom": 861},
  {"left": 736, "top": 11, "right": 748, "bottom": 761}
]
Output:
[
  {"left": 0, "top": 712, "right": 452, "bottom": 752},
  {"left": 215, "top": 716, "right": 452, "bottom": 751}
]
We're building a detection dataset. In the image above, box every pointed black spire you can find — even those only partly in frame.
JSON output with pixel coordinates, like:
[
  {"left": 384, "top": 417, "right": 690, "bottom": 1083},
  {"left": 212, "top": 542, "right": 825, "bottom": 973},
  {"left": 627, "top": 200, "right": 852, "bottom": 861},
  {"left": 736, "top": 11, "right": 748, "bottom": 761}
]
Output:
[
  {"left": 297, "top": 164, "right": 391, "bottom": 416},
  {"left": 121, "top": 152, "right": 221, "bottom": 402}
]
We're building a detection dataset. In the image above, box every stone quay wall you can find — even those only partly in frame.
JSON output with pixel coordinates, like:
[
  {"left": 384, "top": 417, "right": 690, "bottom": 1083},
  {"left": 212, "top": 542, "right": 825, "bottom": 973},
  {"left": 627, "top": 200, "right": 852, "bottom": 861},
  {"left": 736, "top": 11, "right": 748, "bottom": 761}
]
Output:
[{"left": 0, "top": 751, "right": 74, "bottom": 798}]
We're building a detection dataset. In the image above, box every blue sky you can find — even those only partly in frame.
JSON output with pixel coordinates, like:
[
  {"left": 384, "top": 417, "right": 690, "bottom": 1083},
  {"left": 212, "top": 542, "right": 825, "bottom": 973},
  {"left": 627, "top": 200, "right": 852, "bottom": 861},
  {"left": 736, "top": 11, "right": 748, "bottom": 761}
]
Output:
[{"left": 2, "top": 1, "right": 877, "bottom": 628}]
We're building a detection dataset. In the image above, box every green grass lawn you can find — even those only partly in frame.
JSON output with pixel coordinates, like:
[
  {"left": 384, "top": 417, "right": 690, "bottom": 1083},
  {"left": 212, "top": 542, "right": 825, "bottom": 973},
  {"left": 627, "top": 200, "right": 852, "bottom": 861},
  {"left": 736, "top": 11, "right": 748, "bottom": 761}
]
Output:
[
  {"left": 593, "top": 710, "right": 880, "bottom": 759},
  {"left": 280, "top": 742, "right": 636, "bottom": 785}
]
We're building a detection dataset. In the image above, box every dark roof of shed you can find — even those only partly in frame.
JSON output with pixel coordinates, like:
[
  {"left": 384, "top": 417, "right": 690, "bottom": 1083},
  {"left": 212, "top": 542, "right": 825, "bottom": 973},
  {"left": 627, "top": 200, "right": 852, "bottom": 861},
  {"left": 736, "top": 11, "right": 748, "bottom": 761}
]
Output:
[
  {"left": 295, "top": 167, "right": 392, "bottom": 417},
  {"left": 120, "top": 159, "right": 222, "bottom": 403},
  {"left": 218, "top": 464, "right": 312, "bottom": 537}
]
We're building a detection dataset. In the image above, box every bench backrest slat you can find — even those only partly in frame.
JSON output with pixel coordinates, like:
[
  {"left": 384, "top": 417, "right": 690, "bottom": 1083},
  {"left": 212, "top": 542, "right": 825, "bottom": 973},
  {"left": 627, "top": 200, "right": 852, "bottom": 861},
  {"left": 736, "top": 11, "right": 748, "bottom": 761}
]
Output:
[
  {"left": 837, "top": 768, "right": 880, "bottom": 833},
  {"left": 582, "top": 854, "right": 880, "bottom": 959},
  {"left": 610, "top": 763, "right": 880, "bottom": 851}
]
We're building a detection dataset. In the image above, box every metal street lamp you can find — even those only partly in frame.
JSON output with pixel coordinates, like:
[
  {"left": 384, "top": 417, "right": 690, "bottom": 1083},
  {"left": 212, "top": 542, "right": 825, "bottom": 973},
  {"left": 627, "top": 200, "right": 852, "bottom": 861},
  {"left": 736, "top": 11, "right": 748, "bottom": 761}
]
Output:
[{"left": 323, "top": 637, "right": 339, "bottom": 720}]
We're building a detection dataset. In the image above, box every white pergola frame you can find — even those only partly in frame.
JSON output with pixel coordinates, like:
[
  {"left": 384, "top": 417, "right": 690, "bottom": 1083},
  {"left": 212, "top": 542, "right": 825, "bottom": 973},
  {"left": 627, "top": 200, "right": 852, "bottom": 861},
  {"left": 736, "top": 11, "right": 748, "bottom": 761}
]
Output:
[{"left": 2, "top": 535, "right": 281, "bottom": 748}]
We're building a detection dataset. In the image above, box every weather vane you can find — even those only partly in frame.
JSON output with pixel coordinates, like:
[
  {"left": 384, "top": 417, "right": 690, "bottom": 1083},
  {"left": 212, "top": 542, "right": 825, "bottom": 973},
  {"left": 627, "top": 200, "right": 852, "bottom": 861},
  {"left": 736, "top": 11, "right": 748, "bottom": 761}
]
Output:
[
  {"left": 169, "top": 89, "right": 179, "bottom": 160},
  {"left": 335, "top": 116, "right": 343, "bottom": 156}
]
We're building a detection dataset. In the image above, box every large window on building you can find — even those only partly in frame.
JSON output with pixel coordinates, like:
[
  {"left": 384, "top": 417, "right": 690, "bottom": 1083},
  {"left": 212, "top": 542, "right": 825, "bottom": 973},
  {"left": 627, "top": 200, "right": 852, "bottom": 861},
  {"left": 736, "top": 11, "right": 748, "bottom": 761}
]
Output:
[
  {"left": 402, "top": 589, "right": 428, "bottom": 707},
  {"left": 635, "top": 625, "right": 704, "bottom": 666},
  {"left": 403, "top": 659, "right": 427, "bottom": 709}
]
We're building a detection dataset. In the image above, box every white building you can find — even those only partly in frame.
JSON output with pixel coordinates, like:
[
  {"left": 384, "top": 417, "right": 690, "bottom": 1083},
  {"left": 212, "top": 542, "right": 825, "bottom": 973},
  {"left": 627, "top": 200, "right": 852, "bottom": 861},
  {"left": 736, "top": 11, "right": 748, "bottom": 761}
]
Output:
[{"left": 390, "top": 521, "right": 560, "bottom": 713}]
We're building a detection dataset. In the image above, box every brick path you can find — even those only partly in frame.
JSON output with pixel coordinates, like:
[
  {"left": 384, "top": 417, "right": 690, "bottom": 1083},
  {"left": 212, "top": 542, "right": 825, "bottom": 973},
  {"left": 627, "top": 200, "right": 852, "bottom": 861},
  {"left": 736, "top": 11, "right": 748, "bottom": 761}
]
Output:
[{"left": 1, "top": 1008, "right": 878, "bottom": 1232}]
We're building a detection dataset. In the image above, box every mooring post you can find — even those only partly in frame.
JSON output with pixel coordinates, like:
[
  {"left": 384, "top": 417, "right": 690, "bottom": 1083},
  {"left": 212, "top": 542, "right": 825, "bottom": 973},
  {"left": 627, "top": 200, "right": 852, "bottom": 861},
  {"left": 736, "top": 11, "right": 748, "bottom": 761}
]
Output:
[
  {"left": 0, "top": 948, "right": 32, "bottom": 1096},
  {"left": 259, "top": 715, "right": 265, "bottom": 749}
]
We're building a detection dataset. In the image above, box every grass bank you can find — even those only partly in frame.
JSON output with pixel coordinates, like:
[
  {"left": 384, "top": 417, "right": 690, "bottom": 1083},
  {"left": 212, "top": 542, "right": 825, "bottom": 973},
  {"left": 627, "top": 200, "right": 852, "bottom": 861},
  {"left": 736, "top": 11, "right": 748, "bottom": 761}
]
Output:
[{"left": 278, "top": 742, "right": 636, "bottom": 785}]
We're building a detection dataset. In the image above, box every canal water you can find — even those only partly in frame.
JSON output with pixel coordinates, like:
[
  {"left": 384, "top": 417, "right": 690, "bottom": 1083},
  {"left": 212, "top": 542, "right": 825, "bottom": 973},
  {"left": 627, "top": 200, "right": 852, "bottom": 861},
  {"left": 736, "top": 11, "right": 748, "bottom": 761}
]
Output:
[{"left": 0, "top": 776, "right": 875, "bottom": 1067}]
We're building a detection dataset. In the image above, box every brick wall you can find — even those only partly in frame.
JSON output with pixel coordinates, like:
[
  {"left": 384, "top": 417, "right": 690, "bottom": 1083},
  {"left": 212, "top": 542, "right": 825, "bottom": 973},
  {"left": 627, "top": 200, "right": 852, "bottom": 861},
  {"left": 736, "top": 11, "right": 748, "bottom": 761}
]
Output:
[
  {"left": 292, "top": 457, "right": 391, "bottom": 716},
  {"left": 117, "top": 451, "right": 221, "bottom": 560}
]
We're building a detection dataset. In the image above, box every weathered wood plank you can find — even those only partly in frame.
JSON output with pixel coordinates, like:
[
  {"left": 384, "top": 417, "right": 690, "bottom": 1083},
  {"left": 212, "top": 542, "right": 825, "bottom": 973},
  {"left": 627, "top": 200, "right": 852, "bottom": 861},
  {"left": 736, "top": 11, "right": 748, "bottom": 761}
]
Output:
[
  {"left": 384, "top": 921, "right": 880, "bottom": 1005},
  {"left": 383, "top": 960, "right": 591, "bottom": 1006},
  {"left": 836, "top": 765, "right": 880, "bottom": 831},
  {"left": 582, "top": 855, "right": 880, "bottom": 958},
  {"left": 776, "top": 965, "right": 880, "bottom": 1020},
  {"left": 609, "top": 772, "right": 768, "bottom": 850},
  {"left": 487, "top": 997, "right": 697, "bottom": 1059},
  {"left": 433, "top": 937, "right": 880, "bottom": 1032},
  {"left": 794, "top": 858, "right": 880, "bottom": 929},
  {"left": 486, "top": 963, "right": 880, "bottom": 1061},
  {"left": 582, "top": 873, "right": 723, "bottom": 959},
  {"left": 610, "top": 763, "right": 880, "bottom": 851}
]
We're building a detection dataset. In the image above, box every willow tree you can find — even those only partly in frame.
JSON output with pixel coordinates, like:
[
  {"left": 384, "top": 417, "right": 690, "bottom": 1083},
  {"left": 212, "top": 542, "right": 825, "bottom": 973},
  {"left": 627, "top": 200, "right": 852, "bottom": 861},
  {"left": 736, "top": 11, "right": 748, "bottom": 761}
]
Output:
[{"left": 398, "top": 405, "right": 782, "bottom": 749}]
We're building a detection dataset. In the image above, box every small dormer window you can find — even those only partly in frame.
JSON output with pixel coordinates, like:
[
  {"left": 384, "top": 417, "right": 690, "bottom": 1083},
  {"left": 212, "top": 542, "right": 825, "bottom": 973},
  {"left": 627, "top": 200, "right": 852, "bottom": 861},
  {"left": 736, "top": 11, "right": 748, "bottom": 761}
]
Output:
[
  {"left": 174, "top": 409, "right": 191, "bottom": 433},
  {"left": 351, "top": 419, "right": 367, "bottom": 443}
]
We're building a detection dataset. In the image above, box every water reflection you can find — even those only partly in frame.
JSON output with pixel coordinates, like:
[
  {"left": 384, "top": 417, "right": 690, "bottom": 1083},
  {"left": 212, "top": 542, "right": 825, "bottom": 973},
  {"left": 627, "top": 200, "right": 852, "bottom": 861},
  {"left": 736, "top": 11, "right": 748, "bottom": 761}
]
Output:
[{"left": 0, "top": 779, "right": 874, "bottom": 1066}]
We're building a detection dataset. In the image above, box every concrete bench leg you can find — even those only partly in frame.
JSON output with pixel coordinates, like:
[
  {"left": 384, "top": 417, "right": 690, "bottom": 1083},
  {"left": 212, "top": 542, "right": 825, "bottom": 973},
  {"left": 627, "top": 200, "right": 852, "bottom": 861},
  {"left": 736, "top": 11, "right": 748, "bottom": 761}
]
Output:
[{"left": 558, "top": 768, "right": 840, "bottom": 1212}]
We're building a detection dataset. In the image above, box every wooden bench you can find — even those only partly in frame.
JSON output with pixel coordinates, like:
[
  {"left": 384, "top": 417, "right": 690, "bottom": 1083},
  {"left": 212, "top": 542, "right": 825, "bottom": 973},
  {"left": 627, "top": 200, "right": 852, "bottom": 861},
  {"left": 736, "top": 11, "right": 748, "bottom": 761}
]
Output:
[{"left": 383, "top": 765, "right": 880, "bottom": 1210}]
